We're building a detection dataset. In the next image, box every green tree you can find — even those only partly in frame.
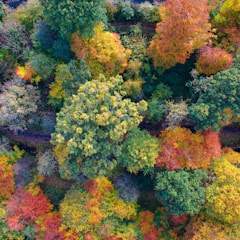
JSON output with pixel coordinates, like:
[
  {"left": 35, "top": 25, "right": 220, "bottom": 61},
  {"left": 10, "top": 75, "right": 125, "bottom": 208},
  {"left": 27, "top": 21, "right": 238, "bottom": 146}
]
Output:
[
  {"left": 117, "top": 127, "right": 159, "bottom": 174},
  {"left": 39, "top": 0, "right": 107, "bottom": 38},
  {"left": 14, "top": 0, "right": 43, "bottom": 32},
  {"left": 49, "top": 60, "right": 91, "bottom": 108},
  {"left": 188, "top": 64, "right": 240, "bottom": 130},
  {"left": 155, "top": 169, "right": 208, "bottom": 215},
  {"left": 51, "top": 75, "right": 147, "bottom": 179}
]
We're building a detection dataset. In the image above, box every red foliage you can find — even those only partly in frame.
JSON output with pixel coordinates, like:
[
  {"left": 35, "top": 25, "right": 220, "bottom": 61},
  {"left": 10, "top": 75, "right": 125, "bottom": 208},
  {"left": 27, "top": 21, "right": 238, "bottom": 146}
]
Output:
[
  {"left": 6, "top": 188, "right": 52, "bottom": 231},
  {"left": 195, "top": 46, "right": 233, "bottom": 75},
  {"left": 84, "top": 179, "right": 99, "bottom": 195},
  {"left": 36, "top": 213, "right": 65, "bottom": 240},
  {"left": 157, "top": 127, "right": 221, "bottom": 170},
  {"left": 170, "top": 214, "right": 188, "bottom": 226}
]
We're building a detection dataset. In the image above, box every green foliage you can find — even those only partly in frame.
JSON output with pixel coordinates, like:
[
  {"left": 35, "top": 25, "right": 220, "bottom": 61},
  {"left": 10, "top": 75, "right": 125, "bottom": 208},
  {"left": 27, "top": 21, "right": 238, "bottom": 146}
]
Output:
[
  {"left": 147, "top": 83, "right": 173, "bottom": 122},
  {"left": 39, "top": 0, "right": 107, "bottom": 38},
  {"left": 188, "top": 65, "right": 240, "bottom": 130},
  {"left": 0, "top": 77, "right": 40, "bottom": 132},
  {"left": 32, "top": 20, "right": 73, "bottom": 62},
  {"left": 14, "top": 0, "right": 43, "bottom": 32},
  {"left": 137, "top": 1, "right": 161, "bottom": 23},
  {"left": 49, "top": 60, "right": 91, "bottom": 108},
  {"left": 117, "top": 127, "right": 159, "bottom": 174},
  {"left": 28, "top": 52, "right": 57, "bottom": 81},
  {"left": 0, "top": 21, "right": 31, "bottom": 61},
  {"left": 118, "top": 0, "right": 135, "bottom": 21},
  {"left": 51, "top": 75, "right": 147, "bottom": 179},
  {"left": 0, "top": 1, "right": 5, "bottom": 23},
  {"left": 155, "top": 169, "right": 208, "bottom": 215},
  {"left": 121, "top": 32, "right": 148, "bottom": 62}
]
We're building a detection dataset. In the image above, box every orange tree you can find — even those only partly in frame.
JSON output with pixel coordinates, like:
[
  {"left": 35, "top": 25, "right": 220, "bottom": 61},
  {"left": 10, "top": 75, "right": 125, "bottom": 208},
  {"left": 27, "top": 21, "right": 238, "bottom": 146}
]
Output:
[
  {"left": 195, "top": 45, "right": 233, "bottom": 75},
  {"left": 156, "top": 127, "right": 221, "bottom": 170},
  {"left": 60, "top": 177, "right": 140, "bottom": 239},
  {"left": 148, "top": 0, "right": 212, "bottom": 69},
  {"left": 71, "top": 24, "right": 131, "bottom": 78}
]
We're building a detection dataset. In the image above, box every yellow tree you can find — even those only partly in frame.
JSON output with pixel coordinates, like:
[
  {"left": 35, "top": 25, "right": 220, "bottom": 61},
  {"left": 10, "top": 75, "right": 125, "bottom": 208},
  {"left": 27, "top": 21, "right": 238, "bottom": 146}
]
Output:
[
  {"left": 148, "top": 0, "right": 213, "bottom": 69},
  {"left": 205, "top": 156, "right": 240, "bottom": 225},
  {"left": 71, "top": 24, "right": 131, "bottom": 78}
]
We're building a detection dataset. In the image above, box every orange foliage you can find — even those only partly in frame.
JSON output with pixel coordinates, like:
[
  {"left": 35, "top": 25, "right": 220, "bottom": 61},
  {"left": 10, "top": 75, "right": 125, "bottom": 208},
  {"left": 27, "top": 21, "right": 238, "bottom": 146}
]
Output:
[
  {"left": 6, "top": 187, "right": 52, "bottom": 231},
  {"left": 15, "top": 63, "right": 36, "bottom": 81},
  {"left": 139, "top": 211, "right": 162, "bottom": 240},
  {"left": 148, "top": 0, "right": 212, "bottom": 69},
  {"left": 0, "top": 156, "right": 15, "bottom": 200},
  {"left": 71, "top": 24, "right": 131, "bottom": 77},
  {"left": 157, "top": 127, "right": 221, "bottom": 170},
  {"left": 195, "top": 46, "right": 233, "bottom": 75},
  {"left": 34, "top": 212, "right": 65, "bottom": 240}
]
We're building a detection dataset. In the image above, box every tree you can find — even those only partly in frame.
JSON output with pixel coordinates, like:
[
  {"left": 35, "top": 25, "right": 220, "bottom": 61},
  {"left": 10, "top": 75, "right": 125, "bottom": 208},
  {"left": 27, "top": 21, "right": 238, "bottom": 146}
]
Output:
[
  {"left": 213, "top": 0, "right": 240, "bottom": 52},
  {"left": 0, "top": 20, "right": 31, "bottom": 61},
  {"left": 37, "top": 149, "right": 58, "bottom": 177},
  {"left": 60, "top": 177, "right": 139, "bottom": 239},
  {"left": 205, "top": 157, "right": 240, "bottom": 225},
  {"left": 0, "top": 146, "right": 24, "bottom": 201},
  {"left": 0, "top": 76, "right": 40, "bottom": 132},
  {"left": 13, "top": 0, "right": 43, "bottom": 32},
  {"left": 117, "top": 127, "right": 159, "bottom": 174},
  {"left": 147, "top": 83, "right": 173, "bottom": 122},
  {"left": 51, "top": 75, "right": 147, "bottom": 179},
  {"left": 0, "top": 204, "right": 25, "bottom": 240},
  {"left": 157, "top": 127, "right": 221, "bottom": 170},
  {"left": 49, "top": 60, "right": 91, "bottom": 108},
  {"left": 39, "top": 0, "right": 107, "bottom": 38},
  {"left": 195, "top": 45, "right": 233, "bottom": 75},
  {"left": 188, "top": 64, "right": 240, "bottom": 130},
  {"left": 182, "top": 215, "right": 239, "bottom": 240},
  {"left": 155, "top": 169, "right": 208, "bottom": 215},
  {"left": 71, "top": 24, "right": 131, "bottom": 78},
  {"left": 6, "top": 187, "right": 52, "bottom": 231},
  {"left": 148, "top": 0, "right": 212, "bottom": 69}
]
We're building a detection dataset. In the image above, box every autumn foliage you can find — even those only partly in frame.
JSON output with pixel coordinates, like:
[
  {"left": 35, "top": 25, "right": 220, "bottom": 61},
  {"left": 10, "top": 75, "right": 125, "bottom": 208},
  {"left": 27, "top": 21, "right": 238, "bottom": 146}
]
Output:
[
  {"left": 6, "top": 187, "right": 52, "bottom": 231},
  {"left": 71, "top": 24, "right": 131, "bottom": 77},
  {"left": 157, "top": 127, "right": 221, "bottom": 170},
  {"left": 148, "top": 0, "right": 212, "bottom": 68},
  {"left": 15, "top": 63, "right": 36, "bottom": 81},
  {"left": 195, "top": 46, "right": 233, "bottom": 75},
  {"left": 205, "top": 157, "right": 240, "bottom": 225},
  {"left": 60, "top": 178, "right": 139, "bottom": 238},
  {"left": 139, "top": 211, "right": 162, "bottom": 240},
  {"left": 213, "top": 0, "right": 240, "bottom": 52}
]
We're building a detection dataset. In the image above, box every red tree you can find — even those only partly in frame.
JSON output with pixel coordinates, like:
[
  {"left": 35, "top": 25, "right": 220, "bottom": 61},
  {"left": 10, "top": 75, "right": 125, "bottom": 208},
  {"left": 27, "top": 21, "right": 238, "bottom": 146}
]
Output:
[
  {"left": 148, "top": 0, "right": 212, "bottom": 69},
  {"left": 6, "top": 187, "right": 52, "bottom": 231}
]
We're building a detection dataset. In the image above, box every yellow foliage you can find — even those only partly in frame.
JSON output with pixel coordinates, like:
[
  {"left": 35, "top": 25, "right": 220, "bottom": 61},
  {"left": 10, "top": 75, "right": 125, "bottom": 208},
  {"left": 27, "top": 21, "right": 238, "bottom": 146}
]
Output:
[
  {"left": 206, "top": 158, "right": 240, "bottom": 225},
  {"left": 71, "top": 24, "right": 131, "bottom": 78}
]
